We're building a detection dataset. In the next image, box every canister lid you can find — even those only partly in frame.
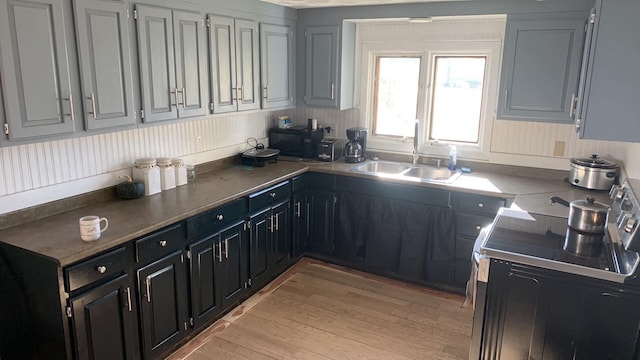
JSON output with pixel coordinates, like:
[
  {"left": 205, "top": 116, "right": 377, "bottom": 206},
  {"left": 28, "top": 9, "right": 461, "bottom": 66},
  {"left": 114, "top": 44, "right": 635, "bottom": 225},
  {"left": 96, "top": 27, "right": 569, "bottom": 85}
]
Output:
[
  {"left": 156, "top": 157, "right": 172, "bottom": 167},
  {"left": 134, "top": 158, "right": 156, "bottom": 168},
  {"left": 570, "top": 154, "right": 618, "bottom": 169},
  {"left": 172, "top": 158, "right": 185, "bottom": 166}
]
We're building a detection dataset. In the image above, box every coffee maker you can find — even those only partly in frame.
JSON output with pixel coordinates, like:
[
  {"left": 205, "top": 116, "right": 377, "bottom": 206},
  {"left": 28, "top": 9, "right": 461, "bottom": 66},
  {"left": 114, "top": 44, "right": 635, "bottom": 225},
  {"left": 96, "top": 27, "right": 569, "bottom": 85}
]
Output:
[{"left": 344, "top": 127, "right": 367, "bottom": 163}]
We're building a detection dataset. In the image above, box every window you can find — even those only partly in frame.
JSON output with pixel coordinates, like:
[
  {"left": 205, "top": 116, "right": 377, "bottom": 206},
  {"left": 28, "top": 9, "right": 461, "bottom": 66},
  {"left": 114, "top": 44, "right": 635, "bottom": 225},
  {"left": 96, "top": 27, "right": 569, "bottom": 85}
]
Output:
[{"left": 359, "top": 17, "right": 504, "bottom": 159}]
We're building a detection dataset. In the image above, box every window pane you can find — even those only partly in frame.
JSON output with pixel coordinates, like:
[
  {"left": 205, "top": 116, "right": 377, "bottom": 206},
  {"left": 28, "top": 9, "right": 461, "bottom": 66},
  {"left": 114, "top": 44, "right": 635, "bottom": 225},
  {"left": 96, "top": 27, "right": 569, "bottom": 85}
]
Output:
[
  {"left": 430, "top": 57, "right": 486, "bottom": 143},
  {"left": 374, "top": 57, "right": 420, "bottom": 137}
]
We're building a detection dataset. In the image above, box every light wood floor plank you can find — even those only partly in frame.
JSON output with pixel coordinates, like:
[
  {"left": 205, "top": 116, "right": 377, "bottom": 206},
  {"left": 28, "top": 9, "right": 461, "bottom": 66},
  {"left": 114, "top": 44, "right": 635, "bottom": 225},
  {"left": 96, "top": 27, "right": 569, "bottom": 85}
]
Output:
[{"left": 169, "top": 259, "right": 472, "bottom": 360}]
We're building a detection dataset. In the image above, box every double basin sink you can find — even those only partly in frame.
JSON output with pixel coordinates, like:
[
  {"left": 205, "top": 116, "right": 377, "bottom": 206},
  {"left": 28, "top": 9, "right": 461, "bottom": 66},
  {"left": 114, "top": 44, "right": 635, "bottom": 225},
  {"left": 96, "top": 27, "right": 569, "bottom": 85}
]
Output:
[{"left": 351, "top": 160, "right": 462, "bottom": 184}]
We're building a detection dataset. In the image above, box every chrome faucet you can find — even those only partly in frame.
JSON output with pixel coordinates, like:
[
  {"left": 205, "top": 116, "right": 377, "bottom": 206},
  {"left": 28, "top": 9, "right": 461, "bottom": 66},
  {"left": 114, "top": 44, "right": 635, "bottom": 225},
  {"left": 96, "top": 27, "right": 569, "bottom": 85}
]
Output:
[{"left": 412, "top": 120, "right": 419, "bottom": 165}]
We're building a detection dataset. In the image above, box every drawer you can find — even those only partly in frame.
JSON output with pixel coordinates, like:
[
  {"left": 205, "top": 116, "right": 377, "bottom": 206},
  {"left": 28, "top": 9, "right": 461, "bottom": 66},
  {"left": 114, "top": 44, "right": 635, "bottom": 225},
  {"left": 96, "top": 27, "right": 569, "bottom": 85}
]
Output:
[
  {"left": 135, "top": 223, "right": 186, "bottom": 264},
  {"left": 65, "top": 247, "right": 127, "bottom": 292},
  {"left": 457, "top": 212, "right": 494, "bottom": 238},
  {"left": 187, "top": 198, "right": 247, "bottom": 240},
  {"left": 455, "top": 236, "right": 476, "bottom": 260},
  {"left": 248, "top": 181, "right": 290, "bottom": 212},
  {"left": 458, "top": 193, "right": 506, "bottom": 215}
]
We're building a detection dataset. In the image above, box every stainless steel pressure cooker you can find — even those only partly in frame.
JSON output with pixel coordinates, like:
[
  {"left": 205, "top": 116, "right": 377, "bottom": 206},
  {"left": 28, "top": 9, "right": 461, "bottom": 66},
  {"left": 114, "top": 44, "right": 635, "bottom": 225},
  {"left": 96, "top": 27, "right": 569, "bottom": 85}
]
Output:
[{"left": 569, "top": 154, "right": 618, "bottom": 190}]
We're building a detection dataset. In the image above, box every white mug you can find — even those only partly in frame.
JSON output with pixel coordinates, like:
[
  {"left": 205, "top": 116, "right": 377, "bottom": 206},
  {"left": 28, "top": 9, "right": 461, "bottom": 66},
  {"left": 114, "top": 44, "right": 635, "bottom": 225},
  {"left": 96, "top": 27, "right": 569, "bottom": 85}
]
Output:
[{"left": 79, "top": 216, "right": 109, "bottom": 242}]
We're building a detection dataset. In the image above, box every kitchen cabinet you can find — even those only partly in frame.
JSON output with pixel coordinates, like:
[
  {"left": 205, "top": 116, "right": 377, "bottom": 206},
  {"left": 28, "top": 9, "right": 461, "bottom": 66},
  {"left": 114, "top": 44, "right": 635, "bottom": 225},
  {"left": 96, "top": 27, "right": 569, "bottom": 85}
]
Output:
[
  {"left": 576, "top": 0, "right": 640, "bottom": 141},
  {"left": 0, "top": 0, "right": 77, "bottom": 140},
  {"left": 259, "top": 23, "right": 295, "bottom": 109},
  {"left": 304, "top": 26, "right": 339, "bottom": 107},
  {"left": 74, "top": 0, "right": 136, "bottom": 130},
  {"left": 69, "top": 275, "right": 139, "bottom": 360},
  {"left": 451, "top": 193, "right": 506, "bottom": 289},
  {"left": 497, "top": 13, "right": 586, "bottom": 123},
  {"left": 135, "top": 5, "right": 208, "bottom": 122},
  {"left": 208, "top": 15, "right": 260, "bottom": 113},
  {"left": 478, "top": 260, "right": 640, "bottom": 360}
]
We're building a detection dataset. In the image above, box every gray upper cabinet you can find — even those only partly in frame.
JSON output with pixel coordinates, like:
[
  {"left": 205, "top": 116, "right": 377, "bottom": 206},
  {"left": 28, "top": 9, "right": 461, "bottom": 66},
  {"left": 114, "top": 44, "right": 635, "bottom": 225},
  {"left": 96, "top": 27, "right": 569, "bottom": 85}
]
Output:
[
  {"left": 135, "top": 5, "right": 207, "bottom": 123},
  {"left": 260, "top": 23, "right": 295, "bottom": 109},
  {"left": 208, "top": 15, "right": 260, "bottom": 113},
  {"left": 0, "top": 0, "right": 76, "bottom": 140},
  {"left": 577, "top": 0, "right": 640, "bottom": 142},
  {"left": 305, "top": 26, "right": 339, "bottom": 108},
  {"left": 497, "top": 14, "right": 586, "bottom": 123},
  {"left": 74, "top": 0, "right": 136, "bottom": 130}
]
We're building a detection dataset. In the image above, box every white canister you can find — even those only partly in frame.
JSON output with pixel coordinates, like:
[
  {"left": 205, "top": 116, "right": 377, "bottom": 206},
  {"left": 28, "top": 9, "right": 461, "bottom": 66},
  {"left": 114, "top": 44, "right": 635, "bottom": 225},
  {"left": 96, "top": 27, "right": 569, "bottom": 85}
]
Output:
[
  {"left": 157, "top": 157, "right": 176, "bottom": 190},
  {"left": 172, "top": 158, "right": 188, "bottom": 186},
  {"left": 132, "top": 158, "right": 161, "bottom": 196}
]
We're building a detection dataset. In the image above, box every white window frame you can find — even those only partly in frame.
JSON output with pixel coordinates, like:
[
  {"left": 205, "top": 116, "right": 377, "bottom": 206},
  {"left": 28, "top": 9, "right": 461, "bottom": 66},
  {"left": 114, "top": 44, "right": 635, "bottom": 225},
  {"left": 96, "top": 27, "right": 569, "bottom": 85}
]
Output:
[{"left": 358, "top": 38, "right": 502, "bottom": 161}]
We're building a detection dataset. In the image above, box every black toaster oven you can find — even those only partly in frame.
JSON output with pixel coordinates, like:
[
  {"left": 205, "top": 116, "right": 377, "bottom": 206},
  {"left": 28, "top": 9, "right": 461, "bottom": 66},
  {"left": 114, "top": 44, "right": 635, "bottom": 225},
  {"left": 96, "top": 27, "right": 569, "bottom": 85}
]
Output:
[{"left": 268, "top": 126, "right": 324, "bottom": 158}]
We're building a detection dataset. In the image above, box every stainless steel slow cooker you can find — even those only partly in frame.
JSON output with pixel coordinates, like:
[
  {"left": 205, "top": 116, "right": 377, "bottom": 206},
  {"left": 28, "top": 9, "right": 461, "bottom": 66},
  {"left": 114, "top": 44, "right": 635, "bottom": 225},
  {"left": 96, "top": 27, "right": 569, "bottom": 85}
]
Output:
[{"left": 569, "top": 154, "right": 618, "bottom": 190}]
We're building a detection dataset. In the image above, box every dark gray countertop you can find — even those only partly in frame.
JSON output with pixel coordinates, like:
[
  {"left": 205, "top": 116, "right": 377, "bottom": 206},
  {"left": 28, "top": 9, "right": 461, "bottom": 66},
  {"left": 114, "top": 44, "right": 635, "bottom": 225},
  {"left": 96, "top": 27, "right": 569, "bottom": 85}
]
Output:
[{"left": 0, "top": 158, "right": 609, "bottom": 267}]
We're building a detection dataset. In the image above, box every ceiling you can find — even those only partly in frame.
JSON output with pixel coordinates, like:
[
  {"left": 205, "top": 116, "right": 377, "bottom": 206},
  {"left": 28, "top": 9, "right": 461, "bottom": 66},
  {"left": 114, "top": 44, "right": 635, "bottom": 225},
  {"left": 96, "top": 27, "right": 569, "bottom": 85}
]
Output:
[{"left": 259, "top": 0, "right": 462, "bottom": 9}]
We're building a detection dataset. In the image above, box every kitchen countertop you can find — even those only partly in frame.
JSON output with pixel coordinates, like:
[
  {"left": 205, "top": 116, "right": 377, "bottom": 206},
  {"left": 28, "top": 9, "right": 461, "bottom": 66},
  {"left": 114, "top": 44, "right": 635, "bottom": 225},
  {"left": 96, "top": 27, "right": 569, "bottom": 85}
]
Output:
[{"left": 0, "top": 158, "right": 612, "bottom": 267}]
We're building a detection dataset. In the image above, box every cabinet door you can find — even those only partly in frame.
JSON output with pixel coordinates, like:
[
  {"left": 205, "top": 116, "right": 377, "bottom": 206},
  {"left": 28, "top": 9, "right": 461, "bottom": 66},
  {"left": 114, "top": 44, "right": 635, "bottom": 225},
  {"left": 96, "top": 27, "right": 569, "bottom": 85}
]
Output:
[
  {"left": 249, "top": 209, "right": 271, "bottom": 288},
  {"left": 578, "top": 0, "right": 640, "bottom": 141},
  {"left": 0, "top": 0, "right": 75, "bottom": 140},
  {"left": 135, "top": 5, "right": 177, "bottom": 123},
  {"left": 305, "top": 26, "right": 338, "bottom": 107},
  {"left": 173, "top": 11, "right": 208, "bottom": 118},
  {"left": 208, "top": 15, "right": 237, "bottom": 114},
  {"left": 260, "top": 23, "right": 295, "bottom": 109},
  {"left": 497, "top": 15, "right": 586, "bottom": 123},
  {"left": 219, "top": 221, "right": 248, "bottom": 308},
  {"left": 137, "top": 250, "right": 188, "bottom": 359},
  {"left": 292, "top": 191, "right": 310, "bottom": 257},
  {"left": 309, "top": 190, "right": 335, "bottom": 255},
  {"left": 235, "top": 19, "right": 260, "bottom": 111},
  {"left": 74, "top": 0, "right": 135, "bottom": 130},
  {"left": 271, "top": 200, "right": 291, "bottom": 272},
  {"left": 188, "top": 234, "right": 221, "bottom": 329},
  {"left": 70, "top": 275, "right": 139, "bottom": 360}
]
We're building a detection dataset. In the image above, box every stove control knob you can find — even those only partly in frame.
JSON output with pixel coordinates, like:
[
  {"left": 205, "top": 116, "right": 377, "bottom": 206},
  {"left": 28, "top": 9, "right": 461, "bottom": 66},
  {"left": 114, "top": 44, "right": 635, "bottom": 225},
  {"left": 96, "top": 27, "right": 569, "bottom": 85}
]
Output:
[
  {"left": 610, "top": 185, "right": 624, "bottom": 200},
  {"left": 617, "top": 211, "right": 633, "bottom": 226},
  {"left": 625, "top": 217, "right": 637, "bottom": 234}
]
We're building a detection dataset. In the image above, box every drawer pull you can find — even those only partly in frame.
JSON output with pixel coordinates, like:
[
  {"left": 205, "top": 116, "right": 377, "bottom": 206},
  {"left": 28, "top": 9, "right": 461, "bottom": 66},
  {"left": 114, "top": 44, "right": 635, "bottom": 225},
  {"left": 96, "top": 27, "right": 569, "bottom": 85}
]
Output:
[
  {"left": 216, "top": 214, "right": 224, "bottom": 221},
  {"left": 96, "top": 266, "right": 107, "bottom": 274},
  {"left": 225, "top": 239, "right": 229, "bottom": 259},
  {"left": 217, "top": 242, "right": 223, "bottom": 263},
  {"left": 159, "top": 240, "right": 167, "bottom": 247},
  {"left": 145, "top": 276, "right": 152, "bottom": 303},
  {"left": 476, "top": 225, "right": 482, "bottom": 231},
  {"left": 270, "top": 192, "right": 276, "bottom": 198},
  {"left": 125, "top": 287, "right": 132, "bottom": 312},
  {"left": 477, "top": 202, "right": 484, "bottom": 208}
]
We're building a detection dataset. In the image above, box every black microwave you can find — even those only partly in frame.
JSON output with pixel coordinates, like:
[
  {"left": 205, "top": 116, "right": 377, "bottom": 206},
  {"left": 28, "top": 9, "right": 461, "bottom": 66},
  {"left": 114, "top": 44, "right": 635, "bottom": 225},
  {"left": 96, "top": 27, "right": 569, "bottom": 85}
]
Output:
[{"left": 269, "top": 126, "right": 324, "bottom": 158}]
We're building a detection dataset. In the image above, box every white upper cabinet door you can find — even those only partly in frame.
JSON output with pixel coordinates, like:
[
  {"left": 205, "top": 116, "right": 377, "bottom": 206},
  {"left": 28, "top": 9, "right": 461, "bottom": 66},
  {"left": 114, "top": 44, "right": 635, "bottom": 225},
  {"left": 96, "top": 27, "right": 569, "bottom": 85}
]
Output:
[
  {"left": 0, "top": 0, "right": 76, "bottom": 140},
  {"left": 305, "top": 26, "right": 339, "bottom": 108},
  {"left": 209, "top": 15, "right": 237, "bottom": 114},
  {"left": 497, "top": 14, "right": 586, "bottom": 123},
  {"left": 173, "top": 10, "right": 208, "bottom": 118},
  {"left": 235, "top": 19, "right": 260, "bottom": 112},
  {"left": 260, "top": 23, "right": 295, "bottom": 109},
  {"left": 75, "top": 0, "right": 136, "bottom": 130},
  {"left": 135, "top": 4, "right": 177, "bottom": 123}
]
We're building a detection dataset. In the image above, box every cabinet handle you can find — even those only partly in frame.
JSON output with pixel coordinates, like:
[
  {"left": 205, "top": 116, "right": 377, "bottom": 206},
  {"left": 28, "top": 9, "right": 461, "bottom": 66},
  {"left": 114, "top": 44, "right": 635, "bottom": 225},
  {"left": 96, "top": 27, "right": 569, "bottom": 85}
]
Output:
[
  {"left": 96, "top": 265, "right": 107, "bottom": 274},
  {"left": 87, "top": 93, "right": 97, "bottom": 119},
  {"left": 275, "top": 213, "right": 279, "bottom": 231},
  {"left": 231, "top": 87, "right": 237, "bottom": 101},
  {"left": 66, "top": 94, "right": 75, "bottom": 123},
  {"left": 159, "top": 240, "right": 167, "bottom": 247},
  {"left": 569, "top": 93, "right": 577, "bottom": 118},
  {"left": 238, "top": 86, "right": 243, "bottom": 101},
  {"left": 216, "top": 214, "right": 224, "bottom": 221},
  {"left": 477, "top": 202, "right": 484, "bottom": 208},
  {"left": 170, "top": 88, "right": 180, "bottom": 108},
  {"left": 145, "top": 276, "right": 152, "bottom": 303},
  {"left": 263, "top": 86, "right": 268, "bottom": 99},
  {"left": 306, "top": 202, "right": 310, "bottom": 237},
  {"left": 217, "top": 242, "right": 223, "bottom": 262},
  {"left": 503, "top": 90, "right": 508, "bottom": 109},
  {"left": 295, "top": 201, "right": 301, "bottom": 218},
  {"left": 125, "top": 287, "right": 132, "bottom": 312},
  {"left": 270, "top": 192, "right": 276, "bottom": 198},
  {"left": 270, "top": 215, "right": 274, "bottom": 233},
  {"left": 331, "top": 83, "right": 335, "bottom": 100},
  {"left": 225, "top": 238, "right": 229, "bottom": 259}
]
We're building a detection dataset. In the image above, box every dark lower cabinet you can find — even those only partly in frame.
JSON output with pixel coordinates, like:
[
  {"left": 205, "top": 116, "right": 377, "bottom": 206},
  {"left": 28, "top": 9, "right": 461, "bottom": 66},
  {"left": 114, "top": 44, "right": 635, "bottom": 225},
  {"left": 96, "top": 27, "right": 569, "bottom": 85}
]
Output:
[
  {"left": 480, "top": 260, "right": 640, "bottom": 360},
  {"left": 218, "top": 221, "right": 249, "bottom": 308},
  {"left": 188, "top": 234, "right": 222, "bottom": 329},
  {"left": 308, "top": 190, "right": 336, "bottom": 255},
  {"left": 249, "top": 200, "right": 291, "bottom": 289},
  {"left": 69, "top": 274, "right": 139, "bottom": 360},
  {"left": 137, "top": 250, "right": 189, "bottom": 359}
]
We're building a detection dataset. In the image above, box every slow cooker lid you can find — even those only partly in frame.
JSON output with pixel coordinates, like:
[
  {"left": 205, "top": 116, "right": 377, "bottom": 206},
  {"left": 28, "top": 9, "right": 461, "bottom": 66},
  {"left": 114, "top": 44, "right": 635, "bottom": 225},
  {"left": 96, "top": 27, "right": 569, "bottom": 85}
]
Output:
[{"left": 571, "top": 154, "right": 618, "bottom": 169}]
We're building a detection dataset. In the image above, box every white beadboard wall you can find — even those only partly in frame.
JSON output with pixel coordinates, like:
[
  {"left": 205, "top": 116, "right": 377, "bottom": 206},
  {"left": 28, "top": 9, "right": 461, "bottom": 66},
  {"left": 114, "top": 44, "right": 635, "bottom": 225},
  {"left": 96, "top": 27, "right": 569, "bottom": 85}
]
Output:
[{"left": 0, "top": 111, "right": 278, "bottom": 214}]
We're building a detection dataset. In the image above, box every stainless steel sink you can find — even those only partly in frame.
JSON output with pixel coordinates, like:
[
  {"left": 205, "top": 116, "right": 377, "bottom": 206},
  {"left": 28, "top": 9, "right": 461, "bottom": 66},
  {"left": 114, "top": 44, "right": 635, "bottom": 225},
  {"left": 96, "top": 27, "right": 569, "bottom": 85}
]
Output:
[{"left": 351, "top": 160, "right": 461, "bottom": 184}]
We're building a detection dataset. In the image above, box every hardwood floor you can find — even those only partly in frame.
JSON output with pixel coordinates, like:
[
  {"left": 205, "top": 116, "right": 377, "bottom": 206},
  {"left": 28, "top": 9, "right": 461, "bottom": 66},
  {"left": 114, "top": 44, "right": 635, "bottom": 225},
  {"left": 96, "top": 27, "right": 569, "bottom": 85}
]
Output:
[{"left": 168, "top": 259, "right": 473, "bottom": 360}]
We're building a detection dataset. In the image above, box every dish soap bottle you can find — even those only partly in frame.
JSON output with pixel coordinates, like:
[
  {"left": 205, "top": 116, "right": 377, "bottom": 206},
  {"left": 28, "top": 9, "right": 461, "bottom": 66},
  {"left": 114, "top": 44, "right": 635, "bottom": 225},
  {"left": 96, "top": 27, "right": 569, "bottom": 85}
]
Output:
[{"left": 448, "top": 145, "right": 457, "bottom": 171}]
